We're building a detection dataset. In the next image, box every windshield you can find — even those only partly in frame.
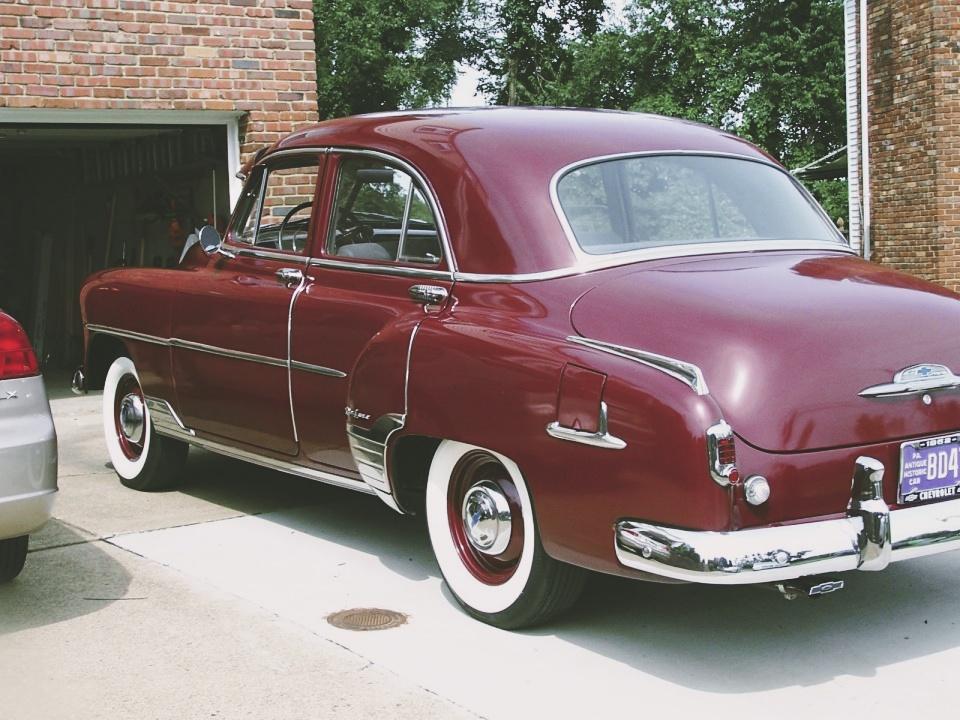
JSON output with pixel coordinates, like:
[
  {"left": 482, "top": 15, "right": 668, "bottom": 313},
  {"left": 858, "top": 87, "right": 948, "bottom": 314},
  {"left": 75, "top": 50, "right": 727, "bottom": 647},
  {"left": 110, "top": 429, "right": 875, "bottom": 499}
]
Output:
[{"left": 555, "top": 155, "right": 841, "bottom": 255}]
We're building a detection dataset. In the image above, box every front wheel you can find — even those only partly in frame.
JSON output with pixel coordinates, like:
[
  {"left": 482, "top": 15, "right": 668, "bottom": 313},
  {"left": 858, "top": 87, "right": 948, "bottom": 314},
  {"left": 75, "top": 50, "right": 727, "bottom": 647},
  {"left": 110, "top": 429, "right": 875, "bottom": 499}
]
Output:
[
  {"left": 103, "top": 356, "right": 187, "bottom": 491},
  {"left": 425, "top": 440, "right": 586, "bottom": 629}
]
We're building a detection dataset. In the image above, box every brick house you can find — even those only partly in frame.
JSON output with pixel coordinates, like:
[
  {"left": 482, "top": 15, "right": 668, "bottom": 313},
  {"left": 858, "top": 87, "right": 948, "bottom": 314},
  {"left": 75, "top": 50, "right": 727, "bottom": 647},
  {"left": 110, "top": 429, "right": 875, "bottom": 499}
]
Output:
[
  {"left": 0, "top": 0, "right": 318, "bottom": 365},
  {"left": 845, "top": 0, "right": 960, "bottom": 291}
]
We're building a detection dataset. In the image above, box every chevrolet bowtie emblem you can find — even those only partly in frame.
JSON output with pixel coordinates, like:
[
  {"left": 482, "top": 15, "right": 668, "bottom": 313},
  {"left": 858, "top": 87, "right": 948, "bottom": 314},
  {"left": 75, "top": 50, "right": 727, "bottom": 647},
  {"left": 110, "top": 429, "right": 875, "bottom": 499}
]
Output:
[{"left": 860, "top": 363, "right": 960, "bottom": 398}]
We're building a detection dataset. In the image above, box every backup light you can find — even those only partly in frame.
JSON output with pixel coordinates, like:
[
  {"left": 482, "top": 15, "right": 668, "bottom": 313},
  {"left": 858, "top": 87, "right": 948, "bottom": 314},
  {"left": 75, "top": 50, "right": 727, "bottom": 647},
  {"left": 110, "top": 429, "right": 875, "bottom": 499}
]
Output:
[{"left": 744, "top": 475, "right": 771, "bottom": 506}]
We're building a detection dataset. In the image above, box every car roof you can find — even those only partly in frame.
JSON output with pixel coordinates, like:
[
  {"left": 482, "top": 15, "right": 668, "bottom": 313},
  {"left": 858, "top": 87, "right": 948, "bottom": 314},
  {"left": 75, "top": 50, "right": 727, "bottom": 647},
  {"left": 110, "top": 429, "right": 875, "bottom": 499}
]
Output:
[{"left": 260, "top": 107, "right": 777, "bottom": 276}]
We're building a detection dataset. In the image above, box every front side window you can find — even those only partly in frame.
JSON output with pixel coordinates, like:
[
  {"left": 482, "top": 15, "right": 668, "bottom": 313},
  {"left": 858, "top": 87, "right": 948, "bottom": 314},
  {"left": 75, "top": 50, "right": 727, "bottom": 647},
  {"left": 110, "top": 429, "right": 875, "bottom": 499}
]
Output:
[
  {"left": 226, "top": 158, "right": 320, "bottom": 254},
  {"left": 226, "top": 167, "right": 265, "bottom": 246},
  {"left": 556, "top": 155, "right": 840, "bottom": 255},
  {"left": 326, "top": 157, "right": 442, "bottom": 265}
]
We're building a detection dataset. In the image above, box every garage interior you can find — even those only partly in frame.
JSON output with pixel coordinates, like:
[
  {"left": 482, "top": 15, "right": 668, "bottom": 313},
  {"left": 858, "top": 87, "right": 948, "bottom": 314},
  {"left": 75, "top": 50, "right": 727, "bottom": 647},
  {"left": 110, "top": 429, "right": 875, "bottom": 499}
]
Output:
[{"left": 0, "top": 123, "right": 231, "bottom": 373}]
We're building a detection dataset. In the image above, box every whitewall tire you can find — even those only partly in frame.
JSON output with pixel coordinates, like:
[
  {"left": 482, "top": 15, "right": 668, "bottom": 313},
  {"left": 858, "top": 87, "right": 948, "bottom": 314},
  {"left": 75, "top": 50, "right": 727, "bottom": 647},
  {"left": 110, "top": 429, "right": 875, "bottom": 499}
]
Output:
[
  {"left": 426, "top": 440, "right": 586, "bottom": 629},
  {"left": 102, "top": 356, "right": 187, "bottom": 491}
]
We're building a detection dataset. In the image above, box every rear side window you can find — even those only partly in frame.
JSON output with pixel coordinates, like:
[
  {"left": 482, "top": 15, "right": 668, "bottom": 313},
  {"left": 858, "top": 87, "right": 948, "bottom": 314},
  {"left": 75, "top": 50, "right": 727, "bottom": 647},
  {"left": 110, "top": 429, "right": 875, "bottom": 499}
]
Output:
[
  {"left": 556, "top": 155, "right": 840, "bottom": 255},
  {"left": 326, "top": 157, "right": 442, "bottom": 265}
]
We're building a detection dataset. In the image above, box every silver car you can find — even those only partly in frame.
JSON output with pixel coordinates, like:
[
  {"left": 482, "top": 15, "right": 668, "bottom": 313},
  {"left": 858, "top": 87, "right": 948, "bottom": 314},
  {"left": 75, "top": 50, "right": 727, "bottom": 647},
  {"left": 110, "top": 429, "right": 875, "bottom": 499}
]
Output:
[{"left": 0, "top": 310, "right": 57, "bottom": 581}]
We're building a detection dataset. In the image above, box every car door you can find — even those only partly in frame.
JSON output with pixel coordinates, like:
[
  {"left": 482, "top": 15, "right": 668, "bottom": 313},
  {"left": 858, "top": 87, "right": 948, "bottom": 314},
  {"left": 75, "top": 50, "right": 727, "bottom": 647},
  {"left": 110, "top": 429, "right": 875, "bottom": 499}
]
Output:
[
  {"left": 289, "top": 151, "right": 454, "bottom": 485},
  {"left": 171, "top": 153, "right": 325, "bottom": 456}
]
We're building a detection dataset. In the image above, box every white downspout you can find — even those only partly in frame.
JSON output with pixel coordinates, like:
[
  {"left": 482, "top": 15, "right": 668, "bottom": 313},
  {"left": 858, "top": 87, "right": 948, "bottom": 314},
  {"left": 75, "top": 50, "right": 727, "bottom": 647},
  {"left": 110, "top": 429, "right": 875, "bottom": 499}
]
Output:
[
  {"left": 844, "top": 0, "right": 862, "bottom": 253},
  {"left": 859, "top": 0, "right": 872, "bottom": 260}
]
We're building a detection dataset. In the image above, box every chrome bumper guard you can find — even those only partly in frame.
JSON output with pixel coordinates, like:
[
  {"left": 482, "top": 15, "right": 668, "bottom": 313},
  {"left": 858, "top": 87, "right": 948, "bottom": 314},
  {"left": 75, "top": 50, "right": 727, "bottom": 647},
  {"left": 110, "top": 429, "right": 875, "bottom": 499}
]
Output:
[{"left": 615, "top": 456, "right": 960, "bottom": 584}]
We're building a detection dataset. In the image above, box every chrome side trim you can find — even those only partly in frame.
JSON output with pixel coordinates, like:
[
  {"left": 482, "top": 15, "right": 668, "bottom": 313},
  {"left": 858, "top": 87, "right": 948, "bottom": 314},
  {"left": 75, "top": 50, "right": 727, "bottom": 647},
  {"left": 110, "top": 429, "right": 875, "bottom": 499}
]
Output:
[
  {"left": 546, "top": 401, "right": 626, "bottom": 450},
  {"left": 286, "top": 273, "right": 307, "bottom": 444},
  {"left": 173, "top": 338, "right": 287, "bottom": 368},
  {"left": 146, "top": 395, "right": 372, "bottom": 495},
  {"left": 290, "top": 360, "right": 347, "bottom": 378},
  {"left": 86, "top": 324, "right": 170, "bottom": 347},
  {"left": 549, "top": 150, "right": 851, "bottom": 268},
  {"left": 86, "top": 324, "right": 346, "bottom": 376},
  {"left": 144, "top": 397, "right": 195, "bottom": 437},
  {"left": 567, "top": 335, "right": 709, "bottom": 396},
  {"left": 308, "top": 256, "right": 453, "bottom": 281},
  {"left": 452, "top": 241, "right": 854, "bottom": 284}
]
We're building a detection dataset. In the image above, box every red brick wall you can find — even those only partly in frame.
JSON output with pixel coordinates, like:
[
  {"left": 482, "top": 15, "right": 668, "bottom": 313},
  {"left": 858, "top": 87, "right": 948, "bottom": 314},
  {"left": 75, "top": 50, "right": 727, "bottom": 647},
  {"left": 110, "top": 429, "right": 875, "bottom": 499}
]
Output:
[
  {"left": 0, "top": 0, "right": 319, "bottom": 163},
  {"left": 868, "top": 0, "right": 960, "bottom": 291}
]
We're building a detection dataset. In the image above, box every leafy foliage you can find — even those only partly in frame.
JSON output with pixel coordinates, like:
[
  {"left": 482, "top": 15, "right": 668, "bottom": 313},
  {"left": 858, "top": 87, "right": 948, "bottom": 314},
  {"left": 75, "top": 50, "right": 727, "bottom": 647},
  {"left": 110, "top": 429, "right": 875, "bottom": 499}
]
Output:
[
  {"left": 475, "top": 0, "right": 848, "bottom": 225},
  {"left": 474, "top": 0, "right": 607, "bottom": 104},
  {"left": 312, "top": 0, "right": 477, "bottom": 118}
]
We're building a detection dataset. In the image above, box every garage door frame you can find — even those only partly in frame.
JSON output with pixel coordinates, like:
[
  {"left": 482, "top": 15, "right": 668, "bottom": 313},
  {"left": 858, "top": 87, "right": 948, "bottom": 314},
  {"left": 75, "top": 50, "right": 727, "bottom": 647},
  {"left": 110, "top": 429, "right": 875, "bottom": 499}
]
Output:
[{"left": 0, "top": 108, "right": 244, "bottom": 207}]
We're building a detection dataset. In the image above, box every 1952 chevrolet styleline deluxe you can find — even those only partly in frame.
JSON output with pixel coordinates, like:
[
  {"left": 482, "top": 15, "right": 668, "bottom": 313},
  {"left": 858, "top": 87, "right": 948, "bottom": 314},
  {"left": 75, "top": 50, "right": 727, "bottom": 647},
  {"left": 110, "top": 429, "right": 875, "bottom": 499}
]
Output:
[{"left": 74, "top": 108, "right": 960, "bottom": 628}]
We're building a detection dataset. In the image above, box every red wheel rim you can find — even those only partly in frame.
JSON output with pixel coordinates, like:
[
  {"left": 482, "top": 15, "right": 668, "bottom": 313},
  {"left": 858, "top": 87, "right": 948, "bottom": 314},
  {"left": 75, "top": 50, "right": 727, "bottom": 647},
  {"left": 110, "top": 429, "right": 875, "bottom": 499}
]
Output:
[
  {"left": 113, "top": 373, "right": 146, "bottom": 461},
  {"left": 447, "top": 451, "right": 525, "bottom": 586}
]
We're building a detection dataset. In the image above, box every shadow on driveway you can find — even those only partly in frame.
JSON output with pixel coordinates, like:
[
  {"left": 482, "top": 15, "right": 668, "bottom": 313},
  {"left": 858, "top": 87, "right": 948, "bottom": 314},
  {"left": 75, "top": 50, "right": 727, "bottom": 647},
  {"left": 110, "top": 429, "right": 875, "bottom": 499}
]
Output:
[{"left": 0, "top": 521, "right": 132, "bottom": 636}]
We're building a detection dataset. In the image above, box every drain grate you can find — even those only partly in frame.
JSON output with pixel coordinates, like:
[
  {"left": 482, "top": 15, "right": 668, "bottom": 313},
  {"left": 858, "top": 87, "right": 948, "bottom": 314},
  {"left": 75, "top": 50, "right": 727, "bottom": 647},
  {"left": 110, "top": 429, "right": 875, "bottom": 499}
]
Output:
[{"left": 326, "top": 608, "right": 408, "bottom": 631}]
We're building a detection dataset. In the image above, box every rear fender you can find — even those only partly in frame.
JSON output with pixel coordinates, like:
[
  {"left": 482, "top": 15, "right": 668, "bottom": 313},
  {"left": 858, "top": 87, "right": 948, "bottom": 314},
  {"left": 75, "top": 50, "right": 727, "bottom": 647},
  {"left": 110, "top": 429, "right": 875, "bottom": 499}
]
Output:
[{"left": 402, "top": 316, "right": 733, "bottom": 575}]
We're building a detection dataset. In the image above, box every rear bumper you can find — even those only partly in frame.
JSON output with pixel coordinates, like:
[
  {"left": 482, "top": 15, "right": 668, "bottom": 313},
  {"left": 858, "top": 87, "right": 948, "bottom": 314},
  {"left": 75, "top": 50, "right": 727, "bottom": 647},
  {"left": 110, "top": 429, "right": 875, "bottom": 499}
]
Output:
[
  {"left": 0, "top": 375, "right": 58, "bottom": 540},
  {"left": 616, "top": 456, "right": 960, "bottom": 584},
  {"left": 0, "top": 490, "right": 56, "bottom": 541}
]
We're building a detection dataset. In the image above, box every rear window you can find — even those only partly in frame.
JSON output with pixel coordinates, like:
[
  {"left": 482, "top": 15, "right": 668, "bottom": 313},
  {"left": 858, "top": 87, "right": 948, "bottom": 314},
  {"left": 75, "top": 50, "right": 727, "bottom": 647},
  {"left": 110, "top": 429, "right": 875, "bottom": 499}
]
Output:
[{"left": 555, "top": 155, "right": 840, "bottom": 255}]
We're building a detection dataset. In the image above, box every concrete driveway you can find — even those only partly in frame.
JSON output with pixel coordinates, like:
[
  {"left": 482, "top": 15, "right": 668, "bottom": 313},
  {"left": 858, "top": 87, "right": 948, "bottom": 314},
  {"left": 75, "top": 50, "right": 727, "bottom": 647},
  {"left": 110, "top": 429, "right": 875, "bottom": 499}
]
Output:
[{"left": 4, "top": 391, "right": 960, "bottom": 719}]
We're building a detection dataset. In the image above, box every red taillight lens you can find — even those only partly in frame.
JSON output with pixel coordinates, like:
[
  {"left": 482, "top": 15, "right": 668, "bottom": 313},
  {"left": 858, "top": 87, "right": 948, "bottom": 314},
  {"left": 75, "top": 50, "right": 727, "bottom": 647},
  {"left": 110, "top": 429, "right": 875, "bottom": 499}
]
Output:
[
  {"left": 0, "top": 314, "right": 39, "bottom": 380},
  {"left": 707, "top": 421, "right": 740, "bottom": 486},
  {"left": 716, "top": 435, "right": 737, "bottom": 466}
]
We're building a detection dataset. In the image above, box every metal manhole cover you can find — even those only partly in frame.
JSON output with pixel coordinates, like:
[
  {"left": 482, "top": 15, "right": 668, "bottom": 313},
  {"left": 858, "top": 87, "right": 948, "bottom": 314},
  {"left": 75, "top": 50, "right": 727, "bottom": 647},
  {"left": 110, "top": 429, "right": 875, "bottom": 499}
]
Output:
[{"left": 326, "top": 608, "right": 408, "bottom": 631}]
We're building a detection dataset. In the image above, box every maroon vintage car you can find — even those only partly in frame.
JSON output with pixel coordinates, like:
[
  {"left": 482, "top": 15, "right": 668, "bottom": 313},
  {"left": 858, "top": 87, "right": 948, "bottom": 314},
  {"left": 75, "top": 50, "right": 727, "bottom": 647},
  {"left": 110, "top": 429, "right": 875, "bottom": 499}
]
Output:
[{"left": 75, "top": 108, "right": 960, "bottom": 628}]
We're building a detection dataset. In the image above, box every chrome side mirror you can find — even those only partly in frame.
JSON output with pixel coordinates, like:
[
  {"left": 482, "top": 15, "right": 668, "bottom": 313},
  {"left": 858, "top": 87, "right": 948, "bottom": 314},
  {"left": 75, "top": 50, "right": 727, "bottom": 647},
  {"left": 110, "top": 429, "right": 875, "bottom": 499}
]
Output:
[
  {"left": 198, "top": 225, "right": 223, "bottom": 255},
  {"left": 198, "top": 225, "right": 236, "bottom": 259}
]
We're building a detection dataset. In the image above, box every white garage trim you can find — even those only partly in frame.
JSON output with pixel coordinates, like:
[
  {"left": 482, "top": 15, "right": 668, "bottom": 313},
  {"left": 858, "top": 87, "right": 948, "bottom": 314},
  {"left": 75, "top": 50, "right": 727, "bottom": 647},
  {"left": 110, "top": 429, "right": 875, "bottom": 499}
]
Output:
[{"left": 0, "top": 108, "right": 244, "bottom": 206}]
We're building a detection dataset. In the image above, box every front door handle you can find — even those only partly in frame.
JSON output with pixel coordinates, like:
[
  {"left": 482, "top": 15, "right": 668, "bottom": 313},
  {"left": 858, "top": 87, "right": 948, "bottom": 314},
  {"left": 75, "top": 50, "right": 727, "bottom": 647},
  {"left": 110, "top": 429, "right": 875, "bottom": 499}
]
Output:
[
  {"left": 408, "top": 284, "right": 448, "bottom": 306},
  {"left": 276, "top": 268, "right": 304, "bottom": 287}
]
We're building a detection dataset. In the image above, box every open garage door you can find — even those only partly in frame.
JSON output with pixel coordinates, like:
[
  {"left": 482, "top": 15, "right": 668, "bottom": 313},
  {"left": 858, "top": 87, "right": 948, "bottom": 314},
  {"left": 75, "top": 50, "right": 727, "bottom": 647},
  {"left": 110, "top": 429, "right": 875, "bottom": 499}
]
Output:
[{"left": 0, "top": 117, "right": 238, "bottom": 373}]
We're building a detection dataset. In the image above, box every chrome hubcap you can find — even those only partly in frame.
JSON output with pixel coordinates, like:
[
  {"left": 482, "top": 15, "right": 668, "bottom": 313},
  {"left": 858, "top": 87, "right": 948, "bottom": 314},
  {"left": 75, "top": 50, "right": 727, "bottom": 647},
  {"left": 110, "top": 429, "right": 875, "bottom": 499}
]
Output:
[
  {"left": 119, "top": 393, "right": 145, "bottom": 444},
  {"left": 461, "top": 481, "right": 512, "bottom": 555}
]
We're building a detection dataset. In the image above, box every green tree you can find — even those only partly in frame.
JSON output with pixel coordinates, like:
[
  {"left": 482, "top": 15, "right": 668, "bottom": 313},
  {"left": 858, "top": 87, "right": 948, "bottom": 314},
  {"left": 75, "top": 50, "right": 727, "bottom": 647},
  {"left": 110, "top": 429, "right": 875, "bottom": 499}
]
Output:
[
  {"left": 530, "top": 0, "right": 848, "bottom": 224},
  {"left": 313, "top": 0, "right": 477, "bottom": 118},
  {"left": 476, "top": 0, "right": 607, "bottom": 105}
]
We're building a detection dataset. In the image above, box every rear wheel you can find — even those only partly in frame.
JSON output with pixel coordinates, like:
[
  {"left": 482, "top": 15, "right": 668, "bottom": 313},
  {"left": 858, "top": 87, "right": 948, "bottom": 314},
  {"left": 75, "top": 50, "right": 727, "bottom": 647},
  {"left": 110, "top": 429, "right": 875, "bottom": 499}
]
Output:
[
  {"left": 0, "top": 535, "right": 28, "bottom": 583},
  {"left": 103, "top": 356, "right": 187, "bottom": 491},
  {"left": 425, "top": 440, "right": 586, "bottom": 629}
]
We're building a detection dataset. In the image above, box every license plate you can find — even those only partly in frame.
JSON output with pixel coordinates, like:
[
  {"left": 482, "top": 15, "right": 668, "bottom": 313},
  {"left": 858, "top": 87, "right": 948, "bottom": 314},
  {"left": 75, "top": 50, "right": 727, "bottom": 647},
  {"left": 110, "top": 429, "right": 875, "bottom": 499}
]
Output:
[{"left": 900, "top": 433, "right": 960, "bottom": 504}]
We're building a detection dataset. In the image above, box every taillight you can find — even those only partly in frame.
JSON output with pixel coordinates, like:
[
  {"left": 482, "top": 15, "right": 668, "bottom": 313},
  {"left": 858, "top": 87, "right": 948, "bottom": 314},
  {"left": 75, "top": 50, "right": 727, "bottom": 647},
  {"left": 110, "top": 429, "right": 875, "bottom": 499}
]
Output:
[
  {"left": 0, "top": 313, "right": 39, "bottom": 380},
  {"left": 706, "top": 420, "right": 740, "bottom": 486}
]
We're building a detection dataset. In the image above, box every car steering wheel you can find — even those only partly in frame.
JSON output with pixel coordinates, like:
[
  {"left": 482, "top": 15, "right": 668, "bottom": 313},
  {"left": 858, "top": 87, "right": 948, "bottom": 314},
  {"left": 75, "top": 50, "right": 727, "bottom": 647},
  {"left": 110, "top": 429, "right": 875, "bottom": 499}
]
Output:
[
  {"left": 278, "top": 201, "right": 313, "bottom": 251},
  {"left": 337, "top": 210, "right": 373, "bottom": 246}
]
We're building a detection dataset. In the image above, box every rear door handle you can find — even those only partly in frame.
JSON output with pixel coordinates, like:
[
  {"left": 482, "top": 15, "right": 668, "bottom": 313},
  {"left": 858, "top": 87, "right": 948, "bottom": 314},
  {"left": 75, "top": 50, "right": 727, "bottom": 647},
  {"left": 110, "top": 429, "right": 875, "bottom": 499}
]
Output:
[
  {"left": 276, "top": 268, "right": 304, "bottom": 287},
  {"left": 408, "top": 284, "right": 448, "bottom": 305}
]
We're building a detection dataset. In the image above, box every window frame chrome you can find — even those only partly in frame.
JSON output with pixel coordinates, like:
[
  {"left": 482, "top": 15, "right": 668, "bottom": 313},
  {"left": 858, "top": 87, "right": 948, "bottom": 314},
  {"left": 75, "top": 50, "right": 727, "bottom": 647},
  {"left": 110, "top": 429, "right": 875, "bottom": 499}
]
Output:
[
  {"left": 222, "top": 150, "right": 324, "bottom": 262},
  {"left": 320, "top": 147, "right": 455, "bottom": 275}
]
